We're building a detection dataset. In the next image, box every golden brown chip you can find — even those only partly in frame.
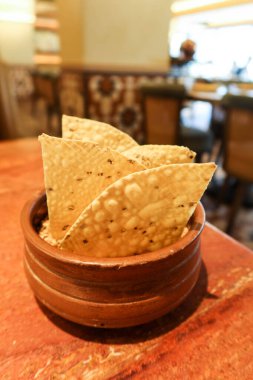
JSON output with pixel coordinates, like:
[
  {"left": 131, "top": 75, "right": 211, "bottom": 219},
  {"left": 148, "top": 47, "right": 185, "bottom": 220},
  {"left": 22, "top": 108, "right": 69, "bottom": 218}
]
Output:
[
  {"left": 62, "top": 115, "right": 138, "bottom": 152},
  {"left": 123, "top": 145, "right": 196, "bottom": 168},
  {"left": 39, "top": 134, "right": 145, "bottom": 240},
  {"left": 60, "top": 162, "right": 216, "bottom": 257}
]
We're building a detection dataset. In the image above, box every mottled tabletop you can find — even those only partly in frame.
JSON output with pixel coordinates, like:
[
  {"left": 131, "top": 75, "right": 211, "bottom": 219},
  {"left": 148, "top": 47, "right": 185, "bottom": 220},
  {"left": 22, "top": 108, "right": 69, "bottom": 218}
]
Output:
[{"left": 1, "top": 139, "right": 253, "bottom": 380}]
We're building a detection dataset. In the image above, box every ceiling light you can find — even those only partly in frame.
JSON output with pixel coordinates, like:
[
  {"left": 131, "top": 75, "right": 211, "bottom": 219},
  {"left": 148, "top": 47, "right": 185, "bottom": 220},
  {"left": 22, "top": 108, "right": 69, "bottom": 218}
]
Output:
[{"left": 171, "top": 0, "right": 253, "bottom": 15}]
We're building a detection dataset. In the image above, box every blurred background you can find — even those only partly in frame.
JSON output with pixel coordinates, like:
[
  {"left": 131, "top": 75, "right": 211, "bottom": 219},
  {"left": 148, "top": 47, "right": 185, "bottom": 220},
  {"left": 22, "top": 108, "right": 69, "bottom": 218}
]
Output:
[{"left": 1, "top": 0, "right": 253, "bottom": 248}]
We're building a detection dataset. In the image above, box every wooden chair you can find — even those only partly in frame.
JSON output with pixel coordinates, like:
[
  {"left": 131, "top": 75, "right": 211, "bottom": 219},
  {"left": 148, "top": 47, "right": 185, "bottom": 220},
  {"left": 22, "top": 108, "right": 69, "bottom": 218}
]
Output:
[
  {"left": 140, "top": 82, "right": 214, "bottom": 160},
  {"left": 221, "top": 94, "right": 253, "bottom": 233},
  {"left": 140, "top": 83, "right": 183, "bottom": 145},
  {"left": 32, "top": 71, "right": 61, "bottom": 136}
]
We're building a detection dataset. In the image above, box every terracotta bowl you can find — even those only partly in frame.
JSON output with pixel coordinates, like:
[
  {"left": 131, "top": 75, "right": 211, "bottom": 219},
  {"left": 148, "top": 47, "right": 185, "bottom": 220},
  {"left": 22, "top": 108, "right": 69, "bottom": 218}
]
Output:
[{"left": 21, "top": 193, "right": 205, "bottom": 328}]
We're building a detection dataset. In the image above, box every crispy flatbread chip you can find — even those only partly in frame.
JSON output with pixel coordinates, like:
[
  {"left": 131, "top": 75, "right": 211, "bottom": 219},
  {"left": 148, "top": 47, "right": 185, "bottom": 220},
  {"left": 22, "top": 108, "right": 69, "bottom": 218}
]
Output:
[
  {"left": 60, "top": 162, "right": 216, "bottom": 257},
  {"left": 123, "top": 145, "right": 196, "bottom": 168},
  {"left": 39, "top": 134, "right": 145, "bottom": 240},
  {"left": 62, "top": 115, "right": 138, "bottom": 152}
]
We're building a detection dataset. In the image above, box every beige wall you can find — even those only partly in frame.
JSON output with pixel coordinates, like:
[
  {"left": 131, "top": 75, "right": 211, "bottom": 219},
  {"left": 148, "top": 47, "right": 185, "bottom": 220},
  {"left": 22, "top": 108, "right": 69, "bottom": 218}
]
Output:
[
  {"left": 0, "top": 0, "right": 34, "bottom": 64},
  {"left": 83, "top": 0, "right": 171, "bottom": 71},
  {"left": 0, "top": 22, "right": 34, "bottom": 64},
  {"left": 0, "top": 0, "right": 172, "bottom": 69},
  {"left": 58, "top": 0, "right": 172, "bottom": 71}
]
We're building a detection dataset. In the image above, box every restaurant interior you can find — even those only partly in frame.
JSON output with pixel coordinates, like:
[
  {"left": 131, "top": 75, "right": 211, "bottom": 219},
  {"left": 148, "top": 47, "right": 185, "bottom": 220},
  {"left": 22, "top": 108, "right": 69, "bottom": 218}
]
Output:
[{"left": 1, "top": 0, "right": 253, "bottom": 249}]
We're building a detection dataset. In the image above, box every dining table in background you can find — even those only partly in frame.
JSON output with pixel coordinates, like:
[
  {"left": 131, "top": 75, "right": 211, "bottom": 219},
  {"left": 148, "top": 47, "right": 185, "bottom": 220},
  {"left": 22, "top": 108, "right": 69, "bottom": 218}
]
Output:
[
  {"left": 1, "top": 138, "right": 253, "bottom": 379},
  {"left": 187, "top": 89, "right": 224, "bottom": 104},
  {"left": 186, "top": 83, "right": 253, "bottom": 103}
]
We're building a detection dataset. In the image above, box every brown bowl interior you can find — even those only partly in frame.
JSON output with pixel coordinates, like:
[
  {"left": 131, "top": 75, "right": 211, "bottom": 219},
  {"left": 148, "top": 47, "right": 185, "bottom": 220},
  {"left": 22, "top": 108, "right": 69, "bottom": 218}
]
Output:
[{"left": 21, "top": 193, "right": 205, "bottom": 328}]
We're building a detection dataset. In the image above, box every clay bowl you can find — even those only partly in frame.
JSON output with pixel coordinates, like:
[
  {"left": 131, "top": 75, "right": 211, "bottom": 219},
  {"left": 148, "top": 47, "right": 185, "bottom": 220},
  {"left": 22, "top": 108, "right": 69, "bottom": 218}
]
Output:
[{"left": 21, "top": 193, "right": 205, "bottom": 328}]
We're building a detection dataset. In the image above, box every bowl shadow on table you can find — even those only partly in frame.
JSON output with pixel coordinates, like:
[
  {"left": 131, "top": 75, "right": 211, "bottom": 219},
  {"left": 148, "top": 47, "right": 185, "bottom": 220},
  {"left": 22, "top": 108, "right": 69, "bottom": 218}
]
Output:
[{"left": 36, "top": 260, "right": 218, "bottom": 344}]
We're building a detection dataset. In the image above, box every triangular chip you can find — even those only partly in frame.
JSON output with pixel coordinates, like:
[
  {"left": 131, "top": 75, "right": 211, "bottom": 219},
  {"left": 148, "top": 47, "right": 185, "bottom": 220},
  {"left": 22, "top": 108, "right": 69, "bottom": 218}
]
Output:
[
  {"left": 62, "top": 115, "right": 138, "bottom": 152},
  {"left": 60, "top": 162, "right": 216, "bottom": 257},
  {"left": 39, "top": 134, "right": 145, "bottom": 240},
  {"left": 123, "top": 145, "right": 196, "bottom": 168}
]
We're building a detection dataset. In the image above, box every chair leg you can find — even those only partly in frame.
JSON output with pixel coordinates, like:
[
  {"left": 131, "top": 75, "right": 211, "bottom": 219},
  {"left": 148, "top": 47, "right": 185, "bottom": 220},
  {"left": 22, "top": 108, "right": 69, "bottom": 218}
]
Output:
[
  {"left": 217, "top": 173, "right": 230, "bottom": 206},
  {"left": 210, "top": 139, "right": 223, "bottom": 164},
  {"left": 195, "top": 153, "right": 202, "bottom": 163},
  {"left": 226, "top": 181, "right": 247, "bottom": 234}
]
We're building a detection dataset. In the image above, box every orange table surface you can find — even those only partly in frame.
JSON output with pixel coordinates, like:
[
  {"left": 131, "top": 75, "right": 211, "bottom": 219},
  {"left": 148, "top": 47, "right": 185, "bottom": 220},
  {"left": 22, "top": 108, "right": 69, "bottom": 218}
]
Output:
[{"left": 0, "top": 138, "right": 253, "bottom": 380}]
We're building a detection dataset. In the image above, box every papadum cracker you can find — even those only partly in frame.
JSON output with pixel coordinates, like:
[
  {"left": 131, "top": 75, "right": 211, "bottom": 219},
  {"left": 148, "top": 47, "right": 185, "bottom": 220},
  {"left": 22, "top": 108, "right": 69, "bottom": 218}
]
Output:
[
  {"left": 62, "top": 115, "right": 138, "bottom": 153},
  {"left": 39, "top": 134, "right": 145, "bottom": 240},
  {"left": 60, "top": 162, "right": 216, "bottom": 257},
  {"left": 39, "top": 219, "right": 57, "bottom": 246},
  {"left": 123, "top": 145, "right": 196, "bottom": 168}
]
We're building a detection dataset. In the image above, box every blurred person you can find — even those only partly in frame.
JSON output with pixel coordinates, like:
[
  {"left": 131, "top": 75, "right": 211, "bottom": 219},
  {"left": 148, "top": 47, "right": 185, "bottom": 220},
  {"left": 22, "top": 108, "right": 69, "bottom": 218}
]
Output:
[
  {"left": 170, "top": 39, "right": 196, "bottom": 78},
  {"left": 170, "top": 39, "right": 196, "bottom": 67}
]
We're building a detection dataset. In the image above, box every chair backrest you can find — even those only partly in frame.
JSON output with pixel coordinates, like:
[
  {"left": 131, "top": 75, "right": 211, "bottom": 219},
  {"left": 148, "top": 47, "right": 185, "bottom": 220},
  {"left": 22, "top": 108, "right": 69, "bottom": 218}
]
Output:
[
  {"left": 140, "top": 83, "right": 186, "bottom": 145},
  {"left": 222, "top": 94, "right": 253, "bottom": 182},
  {"left": 32, "top": 72, "right": 59, "bottom": 107}
]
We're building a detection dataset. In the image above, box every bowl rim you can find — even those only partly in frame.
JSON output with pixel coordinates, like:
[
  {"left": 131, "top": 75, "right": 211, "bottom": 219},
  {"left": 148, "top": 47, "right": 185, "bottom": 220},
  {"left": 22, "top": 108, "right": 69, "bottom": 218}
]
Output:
[{"left": 21, "top": 192, "right": 205, "bottom": 268}]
